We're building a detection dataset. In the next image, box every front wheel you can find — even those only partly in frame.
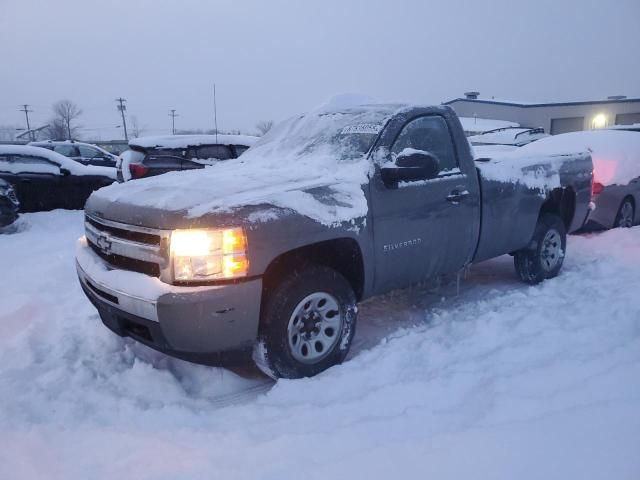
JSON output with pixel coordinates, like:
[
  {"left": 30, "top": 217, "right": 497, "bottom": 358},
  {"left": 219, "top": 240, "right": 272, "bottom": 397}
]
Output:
[
  {"left": 253, "top": 264, "right": 358, "bottom": 379},
  {"left": 514, "top": 213, "right": 567, "bottom": 285}
]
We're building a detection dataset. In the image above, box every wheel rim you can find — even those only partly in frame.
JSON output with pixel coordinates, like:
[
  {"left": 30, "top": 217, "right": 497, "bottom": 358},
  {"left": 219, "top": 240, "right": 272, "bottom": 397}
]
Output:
[
  {"left": 287, "top": 292, "right": 343, "bottom": 364},
  {"left": 617, "top": 201, "right": 634, "bottom": 228},
  {"left": 540, "top": 229, "right": 562, "bottom": 271}
]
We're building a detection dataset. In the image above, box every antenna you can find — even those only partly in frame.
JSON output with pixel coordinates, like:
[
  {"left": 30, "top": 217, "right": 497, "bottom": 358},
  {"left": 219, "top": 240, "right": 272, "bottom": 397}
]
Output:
[{"left": 213, "top": 83, "right": 218, "bottom": 143}]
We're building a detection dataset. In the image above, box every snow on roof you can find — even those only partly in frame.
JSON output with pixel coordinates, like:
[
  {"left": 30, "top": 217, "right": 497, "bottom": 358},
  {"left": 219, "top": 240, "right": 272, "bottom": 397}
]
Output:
[
  {"left": 0, "top": 145, "right": 116, "bottom": 179},
  {"left": 519, "top": 130, "right": 640, "bottom": 186},
  {"left": 468, "top": 128, "right": 549, "bottom": 146},
  {"left": 446, "top": 97, "right": 640, "bottom": 108},
  {"left": 129, "top": 134, "right": 259, "bottom": 150},
  {"left": 458, "top": 117, "right": 519, "bottom": 134}
]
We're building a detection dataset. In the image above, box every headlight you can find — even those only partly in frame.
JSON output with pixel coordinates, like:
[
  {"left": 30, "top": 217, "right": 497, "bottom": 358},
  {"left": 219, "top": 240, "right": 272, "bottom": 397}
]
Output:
[{"left": 170, "top": 227, "right": 249, "bottom": 282}]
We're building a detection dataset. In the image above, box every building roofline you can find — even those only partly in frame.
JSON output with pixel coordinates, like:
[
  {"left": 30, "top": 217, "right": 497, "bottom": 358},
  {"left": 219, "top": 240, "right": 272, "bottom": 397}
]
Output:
[{"left": 443, "top": 97, "right": 640, "bottom": 108}]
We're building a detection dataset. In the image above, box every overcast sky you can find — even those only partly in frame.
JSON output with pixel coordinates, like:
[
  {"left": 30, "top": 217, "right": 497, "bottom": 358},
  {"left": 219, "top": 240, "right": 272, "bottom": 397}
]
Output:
[{"left": 1, "top": 0, "right": 639, "bottom": 140}]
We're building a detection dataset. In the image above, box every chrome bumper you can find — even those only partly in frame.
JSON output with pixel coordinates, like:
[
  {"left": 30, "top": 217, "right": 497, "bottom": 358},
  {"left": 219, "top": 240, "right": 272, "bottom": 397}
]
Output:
[{"left": 76, "top": 261, "right": 159, "bottom": 322}]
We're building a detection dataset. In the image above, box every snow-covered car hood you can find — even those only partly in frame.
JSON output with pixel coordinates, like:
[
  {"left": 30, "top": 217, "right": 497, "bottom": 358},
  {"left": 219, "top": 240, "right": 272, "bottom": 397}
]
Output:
[
  {"left": 90, "top": 100, "right": 401, "bottom": 228},
  {"left": 89, "top": 156, "right": 370, "bottom": 228}
]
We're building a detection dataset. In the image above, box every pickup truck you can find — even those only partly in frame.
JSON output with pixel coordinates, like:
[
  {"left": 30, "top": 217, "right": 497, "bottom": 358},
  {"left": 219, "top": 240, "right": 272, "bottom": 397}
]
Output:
[{"left": 76, "top": 103, "right": 593, "bottom": 379}]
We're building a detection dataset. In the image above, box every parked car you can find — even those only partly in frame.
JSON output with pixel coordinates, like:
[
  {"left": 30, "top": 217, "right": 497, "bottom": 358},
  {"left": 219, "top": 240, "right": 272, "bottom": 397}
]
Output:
[
  {"left": 116, "top": 134, "right": 258, "bottom": 182},
  {"left": 0, "top": 145, "right": 116, "bottom": 212},
  {"left": 0, "top": 178, "right": 20, "bottom": 227},
  {"left": 76, "top": 103, "right": 592, "bottom": 379},
  {"left": 28, "top": 140, "right": 118, "bottom": 167},
  {"left": 519, "top": 129, "right": 640, "bottom": 229},
  {"left": 468, "top": 127, "right": 549, "bottom": 147}
]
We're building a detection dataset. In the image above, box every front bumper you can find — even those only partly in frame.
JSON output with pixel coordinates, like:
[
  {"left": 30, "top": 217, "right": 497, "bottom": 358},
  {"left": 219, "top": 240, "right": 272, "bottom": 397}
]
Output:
[{"left": 76, "top": 239, "right": 262, "bottom": 365}]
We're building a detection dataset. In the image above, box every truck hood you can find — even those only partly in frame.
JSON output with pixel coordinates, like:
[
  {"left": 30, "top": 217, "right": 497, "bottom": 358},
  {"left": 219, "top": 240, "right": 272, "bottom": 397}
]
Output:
[{"left": 88, "top": 154, "right": 371, "bottom": 229}]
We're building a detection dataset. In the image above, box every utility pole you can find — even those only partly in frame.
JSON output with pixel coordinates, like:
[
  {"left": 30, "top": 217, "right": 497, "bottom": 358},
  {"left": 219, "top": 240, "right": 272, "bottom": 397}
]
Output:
[
  {"left": 20, "top": 105, "right": 34, "bottom": 141},
  {"left": 168, "top": 109, "right": 179, "bottom": 134},
  {"left": 213, "top": 84, "right": 218, "bottom": 143},
  {"left": 115, "top": 98, "right": 129, "bottom": 141}
]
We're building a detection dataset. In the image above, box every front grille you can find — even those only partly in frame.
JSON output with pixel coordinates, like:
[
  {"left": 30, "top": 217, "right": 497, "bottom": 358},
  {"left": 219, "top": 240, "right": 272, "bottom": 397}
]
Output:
[
  {"left": 86, "top": 216, "right": 160, "bottom": 245},
  {"left": 85, "top": 214, "right": 168, "bottom": 278},
  {"left": 88, "top": 241, "right": 161, "bottom": 277}
]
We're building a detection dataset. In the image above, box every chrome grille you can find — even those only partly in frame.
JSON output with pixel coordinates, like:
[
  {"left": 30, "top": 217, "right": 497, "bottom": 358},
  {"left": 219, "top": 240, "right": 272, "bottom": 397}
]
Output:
[{"left": 84, "top": 214, "right": 171, "bottom": 280}]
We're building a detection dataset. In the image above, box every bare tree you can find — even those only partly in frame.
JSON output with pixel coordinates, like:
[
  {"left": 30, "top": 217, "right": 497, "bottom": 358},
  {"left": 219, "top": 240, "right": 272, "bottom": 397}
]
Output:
[
  {"left": 256, "top": 120, "right": 274, "bottom": 136},
  {"left": 44, "top": 118, "right": 68, "bottom": 140},
  {"left": 52, "top": 100, "right": 82, "bottom": 139}
]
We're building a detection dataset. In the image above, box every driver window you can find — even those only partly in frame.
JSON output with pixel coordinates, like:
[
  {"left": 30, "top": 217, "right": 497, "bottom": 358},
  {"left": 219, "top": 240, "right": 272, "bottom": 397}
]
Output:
[{"left": 391, "top": 116, "right": 459, "bottom": 173}]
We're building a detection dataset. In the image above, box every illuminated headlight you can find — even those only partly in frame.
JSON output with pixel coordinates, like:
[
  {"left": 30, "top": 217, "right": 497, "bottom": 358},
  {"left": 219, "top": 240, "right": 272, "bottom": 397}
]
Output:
[{"left": 170, "top": 228, "right": 248, "bottom": 282}]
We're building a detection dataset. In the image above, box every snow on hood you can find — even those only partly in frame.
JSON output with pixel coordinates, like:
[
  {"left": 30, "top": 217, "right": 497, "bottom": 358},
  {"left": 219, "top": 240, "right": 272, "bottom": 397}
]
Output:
[
  {"left": 519, "top": 130, "right": 640, "bottom": 186},
  {"left": 93, "top": 100, "right": 401, "bottom": 226},
  {"left": 129, "top": 134, "right": 258, "bottom": 150},
  {"left": 0, "top": 145, "right": 116, "bottom": 179}
]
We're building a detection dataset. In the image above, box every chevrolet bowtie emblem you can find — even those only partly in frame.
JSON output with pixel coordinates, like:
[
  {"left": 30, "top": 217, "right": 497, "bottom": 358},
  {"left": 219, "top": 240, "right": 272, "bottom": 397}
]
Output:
[{"left": 96, "top": 234, "right": 112, "bottom": 254}]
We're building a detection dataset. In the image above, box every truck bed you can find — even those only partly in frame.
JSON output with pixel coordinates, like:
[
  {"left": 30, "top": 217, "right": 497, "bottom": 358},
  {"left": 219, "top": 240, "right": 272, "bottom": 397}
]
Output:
[{"left": 473, "top": 150, "right": 593, "bottom": 263}]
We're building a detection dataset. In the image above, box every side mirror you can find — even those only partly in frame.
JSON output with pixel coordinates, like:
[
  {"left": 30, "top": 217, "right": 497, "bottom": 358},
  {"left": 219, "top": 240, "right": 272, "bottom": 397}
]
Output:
[
  {"left": 381, "top": 150, "right": 440, "bottom": 186},
  {"left": 59, "top": 167, "right": 71, "bottom": 176}
]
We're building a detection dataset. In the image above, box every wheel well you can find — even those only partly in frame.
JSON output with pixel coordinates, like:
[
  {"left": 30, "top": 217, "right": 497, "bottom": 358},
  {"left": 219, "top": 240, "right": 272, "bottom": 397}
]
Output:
[
  {"left": 621, "top": 195, "right": 635, "bottom": 211},
  {"left": 540, "top": 187, "right": 576, "bottom": 229},
  {"left": 261, "top": 238, "right": 365, "bottom": 302}
]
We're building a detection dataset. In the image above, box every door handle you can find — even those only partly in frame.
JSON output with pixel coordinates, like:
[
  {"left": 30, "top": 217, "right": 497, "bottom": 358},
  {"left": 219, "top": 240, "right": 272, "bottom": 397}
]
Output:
[
  {"left": 446, "top": 190, "right": 470, "bottom": 203},
  {"left": 20, "top": 178, "right": 32, "bottom": 184}
]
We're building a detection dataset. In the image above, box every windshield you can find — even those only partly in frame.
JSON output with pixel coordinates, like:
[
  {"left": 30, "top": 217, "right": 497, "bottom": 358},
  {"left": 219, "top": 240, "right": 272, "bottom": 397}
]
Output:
[{"left": 242, "top": 105, "right": 400, "bottom": 164}]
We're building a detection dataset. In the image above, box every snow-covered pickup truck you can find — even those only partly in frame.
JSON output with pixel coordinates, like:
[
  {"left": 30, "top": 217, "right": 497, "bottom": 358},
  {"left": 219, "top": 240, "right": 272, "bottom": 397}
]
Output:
[{"left": 76, "top": 102, "right": 593, "bottom": 379}]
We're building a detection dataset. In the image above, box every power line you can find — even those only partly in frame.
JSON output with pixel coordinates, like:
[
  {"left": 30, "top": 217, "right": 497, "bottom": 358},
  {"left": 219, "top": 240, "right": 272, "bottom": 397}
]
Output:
[
  {"left": 20, "top": 104, "right": 35, "bottom": 141},
  {"left": 168, "top": 109, "right": 179, "bottom": 135},
  {"left": 115, "top": 98, "right": 129, "bottom": 141}
]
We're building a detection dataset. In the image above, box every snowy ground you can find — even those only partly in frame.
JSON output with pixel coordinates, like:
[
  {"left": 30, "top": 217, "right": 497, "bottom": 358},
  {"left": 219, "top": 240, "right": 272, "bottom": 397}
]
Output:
[{"left": 1, "top": 210, "right": 639, "bottom": 479}]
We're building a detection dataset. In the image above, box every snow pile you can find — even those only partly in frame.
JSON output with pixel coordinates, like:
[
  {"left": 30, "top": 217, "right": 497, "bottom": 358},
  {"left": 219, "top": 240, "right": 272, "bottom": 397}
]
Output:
[
  {"left": 95, "top": 99, "right": 400, "bottom": 227},
  {"left": 0, "top": 145, "right": 116, "bottom": 179},
  {"left": 130, "top": 134, "right": 258, "bottom": 150},
  {"left": 520, "top": 130, "right": 640, "bottom": 186},
  {"left": 1, "top": 211, "right": 639, "bottom": 479}
]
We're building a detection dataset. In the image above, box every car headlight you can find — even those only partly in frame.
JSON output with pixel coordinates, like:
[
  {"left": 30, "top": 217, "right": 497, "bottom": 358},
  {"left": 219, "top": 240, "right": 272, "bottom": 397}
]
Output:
[{"left": 170, "top": 227, "right": 249, "bottom": 282}]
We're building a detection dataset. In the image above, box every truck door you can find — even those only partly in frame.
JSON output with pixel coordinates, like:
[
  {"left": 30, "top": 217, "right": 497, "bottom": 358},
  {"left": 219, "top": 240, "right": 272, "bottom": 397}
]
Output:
[{"left": 370, "top": 114, "right": 480, "bottom": 293}]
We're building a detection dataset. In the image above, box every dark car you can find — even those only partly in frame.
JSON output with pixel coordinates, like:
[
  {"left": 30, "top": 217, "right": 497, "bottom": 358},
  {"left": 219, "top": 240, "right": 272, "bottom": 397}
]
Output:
[
  {"left": 0, "top": 145, "right": 117, "bottom": 212},
  {"left": 519, "top": 130, "right": 640, "bottom": 229},
  {"left": 28, "top": 140, "right": 118, "bottom": 168},
  {"left": 77, "top": 103, "right": 592, "bottom": 379},
  {"left": 0, "top": 178, "right": 20, "bottom": 227},
  {"left": 116, "top": 134, "right": 258, "bottom": 182}
]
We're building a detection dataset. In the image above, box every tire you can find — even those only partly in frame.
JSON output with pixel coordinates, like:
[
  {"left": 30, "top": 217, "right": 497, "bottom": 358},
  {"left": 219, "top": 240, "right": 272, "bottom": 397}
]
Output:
[
  {"left": 614, "top": 198, "right": 634, "bottom": 228},
  {"left": 253, "top": 264, "right": 358, "bottom": 379},
  {"left": 514, "top": 213, "right": 567, "bottom": 285}
]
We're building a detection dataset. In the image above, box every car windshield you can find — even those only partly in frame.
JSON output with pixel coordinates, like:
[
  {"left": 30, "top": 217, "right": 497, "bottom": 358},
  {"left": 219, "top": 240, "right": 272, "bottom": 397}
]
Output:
[{"left": 242, "top": 105, "right": 400, "bottom": 164}]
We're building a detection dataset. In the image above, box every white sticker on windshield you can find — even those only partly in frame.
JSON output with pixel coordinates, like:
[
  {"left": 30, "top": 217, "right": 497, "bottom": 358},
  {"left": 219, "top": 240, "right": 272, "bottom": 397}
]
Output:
[{"left": 340, "top": 123, "right": 383, "bottom": 135}]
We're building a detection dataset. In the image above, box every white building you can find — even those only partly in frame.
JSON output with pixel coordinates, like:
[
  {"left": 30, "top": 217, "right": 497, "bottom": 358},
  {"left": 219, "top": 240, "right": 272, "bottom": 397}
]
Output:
[{"left": 445, "top": 92, "right": 640, "bottom": 135}]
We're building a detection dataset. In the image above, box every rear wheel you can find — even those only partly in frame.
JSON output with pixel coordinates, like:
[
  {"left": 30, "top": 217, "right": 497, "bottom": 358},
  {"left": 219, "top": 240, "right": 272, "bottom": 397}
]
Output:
[
  {"left": 615, "top": 198, "right": 634, "bottom": 228},
  {"left": 253, "top": 264, "right": 357, "bottom": 379},
  {"left": 514, "top": 213, "right": 567, "bottom": 285}
]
